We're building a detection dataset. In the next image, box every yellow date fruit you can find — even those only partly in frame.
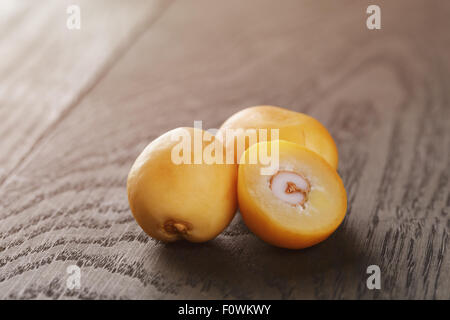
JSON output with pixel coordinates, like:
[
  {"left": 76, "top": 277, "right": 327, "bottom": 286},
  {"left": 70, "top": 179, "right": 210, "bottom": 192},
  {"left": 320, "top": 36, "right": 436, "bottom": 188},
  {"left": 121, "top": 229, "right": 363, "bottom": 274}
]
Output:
[
  {"left": 238, "top": 140, "right": 347, "bottom": 249},
  {"left": 127, "top": 127, "right": 237, "bottom": 242},
  {"left": 219, "top": 105, "right": 338, "bottom": 169}
]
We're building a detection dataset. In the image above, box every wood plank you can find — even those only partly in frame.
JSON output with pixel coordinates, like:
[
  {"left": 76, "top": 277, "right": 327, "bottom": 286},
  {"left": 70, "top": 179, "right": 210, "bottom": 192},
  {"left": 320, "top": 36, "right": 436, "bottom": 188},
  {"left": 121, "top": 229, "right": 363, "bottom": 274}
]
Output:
[
  {"left": 0, "top": 0, "right": 448, "bottom": 299},
  {"left": 0, "top": 0, "right": 169, "bottom": 186}
]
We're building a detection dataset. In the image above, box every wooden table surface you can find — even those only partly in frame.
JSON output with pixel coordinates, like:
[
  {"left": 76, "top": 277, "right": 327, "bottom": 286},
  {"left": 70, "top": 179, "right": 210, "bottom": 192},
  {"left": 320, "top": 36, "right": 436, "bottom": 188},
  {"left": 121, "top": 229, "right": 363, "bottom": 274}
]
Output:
[{"left": 0, "top": 0, "right": 448, "bottom": 299}]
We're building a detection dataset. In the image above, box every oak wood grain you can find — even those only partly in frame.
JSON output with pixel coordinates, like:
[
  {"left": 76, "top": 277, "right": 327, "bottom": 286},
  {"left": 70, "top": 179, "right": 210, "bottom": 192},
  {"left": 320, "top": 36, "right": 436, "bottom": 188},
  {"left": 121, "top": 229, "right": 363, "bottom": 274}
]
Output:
[
  {"left": 0, "top": 0, "right": 448, "bottom": 299},
  {"left": 0, "top": 0, "right": 168, "bottom": 186}
]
